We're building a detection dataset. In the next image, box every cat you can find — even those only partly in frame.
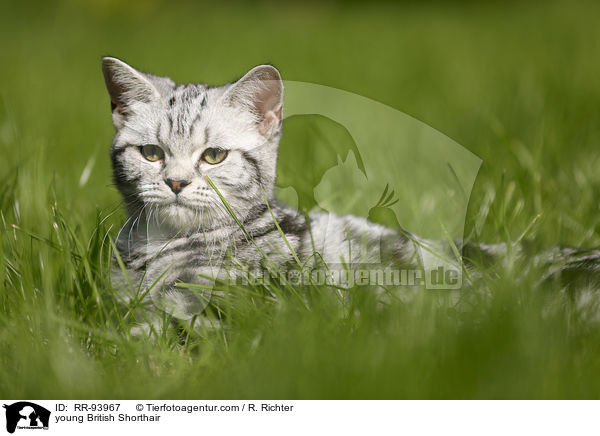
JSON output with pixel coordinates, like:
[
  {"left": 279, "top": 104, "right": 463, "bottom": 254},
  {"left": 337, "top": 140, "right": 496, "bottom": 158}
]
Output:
[{"left": 101, "top": 57, "right": 599, "bottom": 331}]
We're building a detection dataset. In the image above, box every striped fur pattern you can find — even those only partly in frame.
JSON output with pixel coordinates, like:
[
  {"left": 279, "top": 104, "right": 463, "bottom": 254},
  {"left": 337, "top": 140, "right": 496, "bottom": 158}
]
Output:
[
  {"left": 102, "top": 58, "right": 600, "bottom": 326},
  {"left": 102, "top": 58, "right": 420, "bottom": 322}
]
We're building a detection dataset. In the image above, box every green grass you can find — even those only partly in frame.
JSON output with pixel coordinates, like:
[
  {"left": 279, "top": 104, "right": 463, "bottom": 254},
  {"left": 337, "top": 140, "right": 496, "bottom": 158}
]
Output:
[{"left": 2, "top": 0, "right": 600, "bottom": 398}]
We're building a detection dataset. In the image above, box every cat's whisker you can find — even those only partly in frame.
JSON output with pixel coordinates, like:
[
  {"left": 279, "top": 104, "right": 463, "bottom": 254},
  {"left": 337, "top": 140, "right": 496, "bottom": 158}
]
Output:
[
  {"left": 145, "top": 205, "right": 154, "bottom": 240},
  {"left": 115, "top": 213, "right": 136, "bottom": 252},
  {"left": 127, "top": 203, "right": 148, "bottom": 247}
]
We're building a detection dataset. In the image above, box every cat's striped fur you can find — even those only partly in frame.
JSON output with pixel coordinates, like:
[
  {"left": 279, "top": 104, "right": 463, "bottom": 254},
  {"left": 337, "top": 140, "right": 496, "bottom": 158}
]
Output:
[
  {"left": 103, "top": 57, "right": 434, "bottom": 323},
  {"left": 102, "top": 57, "right": 600, "bottom": 327}
]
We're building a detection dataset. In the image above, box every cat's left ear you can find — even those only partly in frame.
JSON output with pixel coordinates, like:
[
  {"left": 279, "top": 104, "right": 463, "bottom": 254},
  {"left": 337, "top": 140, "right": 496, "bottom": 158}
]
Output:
[
  {"left": 101, "top": 57, "right": 162, "bottom": 129},
  {"left": 224, "top": 65, "right": 283, "bottom": 136}
]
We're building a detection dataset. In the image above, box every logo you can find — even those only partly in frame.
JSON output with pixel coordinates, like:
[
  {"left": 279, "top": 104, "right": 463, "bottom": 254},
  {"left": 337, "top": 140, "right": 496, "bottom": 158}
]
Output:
[{"left": 3, "top": 402, "right": 50, "bottom": 434}]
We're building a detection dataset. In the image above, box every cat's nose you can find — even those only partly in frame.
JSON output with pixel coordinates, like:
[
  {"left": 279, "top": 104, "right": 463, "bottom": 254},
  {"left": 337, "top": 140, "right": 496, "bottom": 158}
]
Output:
[{"left": 165, "top": 179, "right": 190, "bottom": 194}]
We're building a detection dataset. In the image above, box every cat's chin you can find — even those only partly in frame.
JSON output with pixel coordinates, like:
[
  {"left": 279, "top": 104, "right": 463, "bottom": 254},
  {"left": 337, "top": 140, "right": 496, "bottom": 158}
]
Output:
[
  {"left": 157, "top": 203, "right": 225, "bottom": 234},
  {"left": 158, "top": 204, "right": 200, "bottom": 232}
]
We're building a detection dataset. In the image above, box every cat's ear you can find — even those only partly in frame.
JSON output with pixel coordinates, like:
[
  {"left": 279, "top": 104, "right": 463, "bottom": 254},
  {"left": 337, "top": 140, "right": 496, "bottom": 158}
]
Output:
[
  {"left": 101, "top": 57, "right": 161, "bottom": 129},
  {"left": 224, "top": 65, "right": 283, "bottom": 136}
]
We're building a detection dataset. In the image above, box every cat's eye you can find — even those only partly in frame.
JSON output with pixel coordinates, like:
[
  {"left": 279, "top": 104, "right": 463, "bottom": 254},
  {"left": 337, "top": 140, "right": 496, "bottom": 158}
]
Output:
[
  {"left": 201, "top": 148, "right": 228, "bottom": 165},
  {"left": 140, "top": 144, "right": 165, "bottom": 162}
]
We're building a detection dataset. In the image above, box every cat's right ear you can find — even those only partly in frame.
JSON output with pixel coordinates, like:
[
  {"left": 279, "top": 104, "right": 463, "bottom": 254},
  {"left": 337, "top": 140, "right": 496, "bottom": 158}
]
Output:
[
  {"left": 101, "top": 57, "right": 160, "bottom": 129},
  {"left": 223, "top": 65, "right": 284, "bottom": 137}
]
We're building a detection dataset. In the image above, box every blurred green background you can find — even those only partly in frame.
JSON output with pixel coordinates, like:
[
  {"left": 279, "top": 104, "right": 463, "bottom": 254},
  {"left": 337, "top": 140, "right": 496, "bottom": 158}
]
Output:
[{"left": 1, "top": 0, "right": 600, "bottom": 399}]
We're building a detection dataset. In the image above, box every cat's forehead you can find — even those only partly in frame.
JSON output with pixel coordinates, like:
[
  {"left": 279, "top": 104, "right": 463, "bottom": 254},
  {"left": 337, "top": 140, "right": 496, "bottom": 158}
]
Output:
[
  {"left": 117, "top": 83, "right": 258, "bottom": 151},
  {"left": 166, "top": 83, "right": 210, "bottom": 108},
  {"left": 158, "top": 84, "right": 211, "bottom": 140}
]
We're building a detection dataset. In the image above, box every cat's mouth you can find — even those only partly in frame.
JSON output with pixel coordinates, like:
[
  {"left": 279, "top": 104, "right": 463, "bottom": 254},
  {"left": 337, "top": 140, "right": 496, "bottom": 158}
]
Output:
[
  {"left": 148, "top": 197, "right": 195, "bottom": 213},
  {"left": 171, "top": 198, "right": 195, "bottom": 209},
  {"left": 163, "top": 198, "right": 213, "bottom": 213},
  {"left": 152, "top": 196, "right": 214, "bottom": 214}
]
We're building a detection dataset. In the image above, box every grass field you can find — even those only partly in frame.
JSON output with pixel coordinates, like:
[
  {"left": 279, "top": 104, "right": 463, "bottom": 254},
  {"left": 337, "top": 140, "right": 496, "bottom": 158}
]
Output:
[{"left": 2, "top": 0, "right": 600, "bottom": 399}]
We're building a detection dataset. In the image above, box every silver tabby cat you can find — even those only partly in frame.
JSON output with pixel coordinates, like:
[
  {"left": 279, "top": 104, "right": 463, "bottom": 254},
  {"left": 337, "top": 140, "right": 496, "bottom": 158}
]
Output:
[{"left": 102, "top": 57, "right": 599, "bottom": 328}]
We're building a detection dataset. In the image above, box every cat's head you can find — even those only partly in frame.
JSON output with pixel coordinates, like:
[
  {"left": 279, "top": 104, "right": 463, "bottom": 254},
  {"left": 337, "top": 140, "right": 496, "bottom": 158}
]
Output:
[{"left": 102, "top": 57, "right": 283, "bottom": 233}]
